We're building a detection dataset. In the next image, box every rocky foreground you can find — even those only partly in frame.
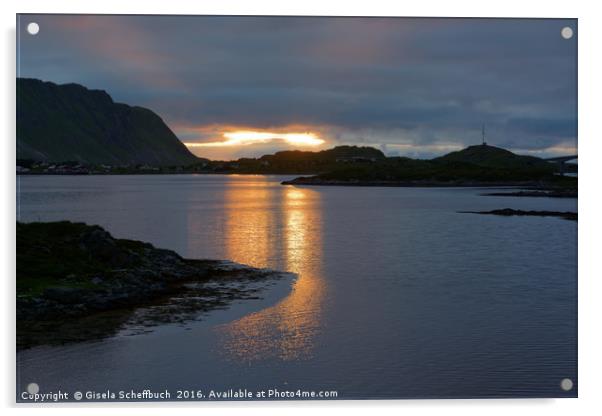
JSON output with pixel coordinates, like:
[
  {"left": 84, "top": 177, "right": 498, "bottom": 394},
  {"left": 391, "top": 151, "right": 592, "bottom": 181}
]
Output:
[{"left": 17, "top": 221, "right": 292, "bottom": 349}]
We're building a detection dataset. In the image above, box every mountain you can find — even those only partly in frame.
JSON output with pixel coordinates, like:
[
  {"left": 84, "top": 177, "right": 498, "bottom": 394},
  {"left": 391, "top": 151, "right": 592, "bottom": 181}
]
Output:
[{"left": 17, "top": 78, "right": 199, "bottom": 166}]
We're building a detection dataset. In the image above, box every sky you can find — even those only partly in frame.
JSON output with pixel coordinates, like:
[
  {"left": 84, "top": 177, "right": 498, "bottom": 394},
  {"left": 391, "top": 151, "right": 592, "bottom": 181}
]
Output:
[{"left": 17, "top": 15, "right": 577, "bottom": 160}]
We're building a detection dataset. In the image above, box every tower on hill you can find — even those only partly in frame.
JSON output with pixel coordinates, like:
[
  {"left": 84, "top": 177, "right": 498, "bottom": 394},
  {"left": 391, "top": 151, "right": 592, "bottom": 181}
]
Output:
[{"left": 481, "top": 125, "right": 487, "bottom": 146}]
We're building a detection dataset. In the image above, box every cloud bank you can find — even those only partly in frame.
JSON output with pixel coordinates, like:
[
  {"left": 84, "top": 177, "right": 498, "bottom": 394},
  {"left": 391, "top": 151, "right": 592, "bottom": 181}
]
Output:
[{"left": 18, "top": 15, "right": 577, "bottom": 159}]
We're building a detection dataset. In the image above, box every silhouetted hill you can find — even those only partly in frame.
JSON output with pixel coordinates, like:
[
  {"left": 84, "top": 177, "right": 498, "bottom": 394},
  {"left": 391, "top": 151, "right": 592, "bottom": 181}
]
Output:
[
  {"left": 283, "top": 144, "right": 572, "bottom": 187},
  {"left": 260, "top": 145, "right": 386, "bottom": 163},
  {"left": 434, "top": 144, "right": 552, "bottom": 170},
  {"left": 204, "top": 145, "right": 387, "bottom": 174},
  {"left": 17, "top": 78, "right": 199, "bottom": 166}
]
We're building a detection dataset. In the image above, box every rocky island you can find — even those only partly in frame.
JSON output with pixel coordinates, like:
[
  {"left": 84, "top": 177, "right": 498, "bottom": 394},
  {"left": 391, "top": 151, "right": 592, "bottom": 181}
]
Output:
[
  {"left": 458, "top": 208, "right": 577, "bottom": 221},
  {"left": 17, "top": 221, "right": 293, "bottom": 350},
  {"left": 282, "top": 144, "right": 577, "bottom": 191},
  {"left": 481, "top": 189, "right": 577, "bottom": 198}
]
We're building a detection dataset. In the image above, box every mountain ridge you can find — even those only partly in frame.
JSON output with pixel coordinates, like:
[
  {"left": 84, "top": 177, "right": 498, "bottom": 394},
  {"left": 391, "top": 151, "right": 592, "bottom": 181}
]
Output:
[{"left": 17, "top": 78, "right": 199, "bottom": 166}]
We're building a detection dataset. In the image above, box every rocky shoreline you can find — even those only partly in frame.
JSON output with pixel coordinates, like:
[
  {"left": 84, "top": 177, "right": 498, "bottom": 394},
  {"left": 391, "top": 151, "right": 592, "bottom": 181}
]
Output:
[
  {"left": 17, "top": 221, "right": 293, "bottom": 350},
  {"left": 481, "top": 189, "right": 577, "bottom": 198},
  {"left": 458, "top": 208, "right": 577, "bottom": 221},
  {"left": 281, "top": 177, "right": 559, "bottom": 188}
]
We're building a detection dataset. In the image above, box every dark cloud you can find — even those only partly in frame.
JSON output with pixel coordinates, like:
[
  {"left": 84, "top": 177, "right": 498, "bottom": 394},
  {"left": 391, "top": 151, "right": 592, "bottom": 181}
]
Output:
[{"left": 17, "top": 15, "right": 577, "bottom": 158}]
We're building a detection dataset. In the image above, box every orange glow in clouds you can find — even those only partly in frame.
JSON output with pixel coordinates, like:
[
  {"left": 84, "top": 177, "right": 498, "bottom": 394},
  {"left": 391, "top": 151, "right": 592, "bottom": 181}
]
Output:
[{"left": 184, "top": 130, "right": 324, "bottom": 148}]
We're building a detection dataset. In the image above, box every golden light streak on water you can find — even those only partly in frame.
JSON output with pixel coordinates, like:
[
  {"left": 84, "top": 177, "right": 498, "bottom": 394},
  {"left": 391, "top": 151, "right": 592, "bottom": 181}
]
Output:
[{"left": 215, "top": 180, "right": 325, "bottom": 362}]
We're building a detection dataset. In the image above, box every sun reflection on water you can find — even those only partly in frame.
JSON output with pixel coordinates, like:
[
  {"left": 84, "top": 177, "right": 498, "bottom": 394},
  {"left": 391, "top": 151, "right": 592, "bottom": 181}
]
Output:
[{"left": 215, "top": 179, "right": 325, "bottom": 362}]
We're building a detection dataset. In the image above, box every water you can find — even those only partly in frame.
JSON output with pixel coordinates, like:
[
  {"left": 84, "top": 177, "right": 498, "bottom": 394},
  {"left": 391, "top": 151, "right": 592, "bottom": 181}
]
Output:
[{"left": 16, "top": 175, "right": 577, "bottom": 399}]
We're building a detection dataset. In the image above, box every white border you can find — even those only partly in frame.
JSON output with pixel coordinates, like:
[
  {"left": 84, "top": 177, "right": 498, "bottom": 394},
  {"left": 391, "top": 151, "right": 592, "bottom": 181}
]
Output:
[{"left": 3, "top": 1, "right": 601, "bottom": 415}]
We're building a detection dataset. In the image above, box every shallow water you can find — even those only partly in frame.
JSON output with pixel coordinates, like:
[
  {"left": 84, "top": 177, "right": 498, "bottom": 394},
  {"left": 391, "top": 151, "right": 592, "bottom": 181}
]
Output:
[{"left": 16, "top": 174, "right": 577, "bottom": 399}]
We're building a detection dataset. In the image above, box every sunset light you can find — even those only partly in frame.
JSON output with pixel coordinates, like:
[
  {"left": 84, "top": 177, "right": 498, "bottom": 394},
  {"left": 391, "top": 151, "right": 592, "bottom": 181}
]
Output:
[{"left": 184, "top": 130, "right": 324, "bottom": 148}]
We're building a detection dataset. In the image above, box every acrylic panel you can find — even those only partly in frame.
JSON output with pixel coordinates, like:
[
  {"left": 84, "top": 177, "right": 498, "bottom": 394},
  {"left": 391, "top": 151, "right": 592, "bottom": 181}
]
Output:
[{"left": 16, "top": 14, "right": 577, "bottom": 402}]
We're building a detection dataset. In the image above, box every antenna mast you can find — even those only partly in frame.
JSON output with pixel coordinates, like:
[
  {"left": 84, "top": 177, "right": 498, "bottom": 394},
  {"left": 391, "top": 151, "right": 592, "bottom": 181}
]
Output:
[{"left": 481, "top": 125, "right": 486, "bottom": 146}]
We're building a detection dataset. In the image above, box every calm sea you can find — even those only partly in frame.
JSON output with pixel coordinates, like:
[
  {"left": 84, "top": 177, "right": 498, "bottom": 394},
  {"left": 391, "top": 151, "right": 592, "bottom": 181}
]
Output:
[{"left": 16, "top": 174, "right": 577, "bottom": 399}]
